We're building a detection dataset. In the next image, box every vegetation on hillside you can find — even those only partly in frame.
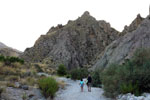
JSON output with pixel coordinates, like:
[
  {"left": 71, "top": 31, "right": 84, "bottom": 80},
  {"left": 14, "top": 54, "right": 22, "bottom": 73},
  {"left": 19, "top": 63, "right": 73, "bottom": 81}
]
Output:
[
  {"left": 0, "top": 55, "right": 24, "bottom": 65},
  {"left": 57, "top": 64, "right": 67, "bottom": 76},
  {"left": 91, "top": 69, "right": 102, "bottom": 87},
  {"left": 70, "top": 68, "right": 89, "bottom": 80},
  {"left": 101, "top": 48, "right": 150, "bottom": 98}
]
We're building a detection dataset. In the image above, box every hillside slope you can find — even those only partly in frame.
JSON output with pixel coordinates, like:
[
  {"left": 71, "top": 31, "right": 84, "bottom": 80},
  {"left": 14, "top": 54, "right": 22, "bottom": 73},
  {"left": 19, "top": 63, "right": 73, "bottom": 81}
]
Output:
[{"left": 0, "top": 42, "right": 21, "bottom": 57}]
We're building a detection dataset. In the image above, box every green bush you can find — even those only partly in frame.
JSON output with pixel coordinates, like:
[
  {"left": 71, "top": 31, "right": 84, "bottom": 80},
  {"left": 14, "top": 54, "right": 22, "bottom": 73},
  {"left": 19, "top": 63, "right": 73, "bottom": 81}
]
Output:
[
  {"left": 66, "top": 74, "right": 71, "bottom": 78},
  {"left": 0, "top": 55, "right": 24, "bottom": 65},
  {"left": 22, "top": 93, "right": 27, "bottom": 100},
  {"left": 38, "top": 77, "right": 59, "bottom": 98},
  {"left": 34, "top": 64, "right": 43, "bottom": 72},
  {"left": 0, "top": 55, "right": 5, "bottom": 62},
  {"left": 57, "top": 64, "right": 67, "bottom": 76},
  {"left": 70, "top": 68, "right": 89, "bottom": 80},
  {"left": 120, "top": 82, "right": 139, "bottom": 96},
  {"left": 0, "top": 87, "right": 5, "bottom": 98},
  {"left": 101, "top": 48, "right": 150, "bottom": 98},
  {"left": 91, "top": 70, "right": 102, "bottom": 87}
]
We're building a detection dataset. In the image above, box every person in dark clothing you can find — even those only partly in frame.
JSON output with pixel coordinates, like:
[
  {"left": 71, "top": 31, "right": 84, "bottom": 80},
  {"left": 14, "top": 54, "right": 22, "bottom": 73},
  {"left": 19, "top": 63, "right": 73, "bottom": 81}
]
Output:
[{"left": 87, "top": 74, "right": 92, "bottom": 92}]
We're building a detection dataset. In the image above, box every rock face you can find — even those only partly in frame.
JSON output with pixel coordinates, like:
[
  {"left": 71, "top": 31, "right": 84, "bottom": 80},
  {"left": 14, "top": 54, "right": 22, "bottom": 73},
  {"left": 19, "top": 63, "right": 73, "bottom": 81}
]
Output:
[
  {"left": 121, "top": 14, "right": 144, "bottom": 35},
  {"left": 21, "top": 11, "right": 119, "bottom": 69},
  {"left": 93, "top": 15, "right": 150, "bottom": 69},
  {"left": 0, "top": 42, "right": 21, "bottom": 57}
]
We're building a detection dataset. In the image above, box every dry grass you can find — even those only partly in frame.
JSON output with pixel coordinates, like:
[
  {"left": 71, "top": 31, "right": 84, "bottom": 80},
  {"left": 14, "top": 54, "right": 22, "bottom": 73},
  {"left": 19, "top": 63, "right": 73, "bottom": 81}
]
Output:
[
  {"left": 19, "top": 77, "right": 37, "bottom": 86},
  {"left": 0, "top": 81, "right": 7, "bottom": 87},
  {"left": 11, "top": 62, "right": 22, "bottom": 68},
  {"left": 30, "top": 62, "right": 56, "bottom": 74},
  {"left": 6, "top": 82, "right": 15, "bottom": 88},
  {"left": 5, "top": 75, "right": 19, "bottom": 82},
  {"left": 0, "top": 67, "right": 16, "bottom": 75},
  {"left": 58, "top": 80, "right": 66, "bottom": 89},
  {"left": 0, "top": 62, "right": 4, "bottom": 67}
]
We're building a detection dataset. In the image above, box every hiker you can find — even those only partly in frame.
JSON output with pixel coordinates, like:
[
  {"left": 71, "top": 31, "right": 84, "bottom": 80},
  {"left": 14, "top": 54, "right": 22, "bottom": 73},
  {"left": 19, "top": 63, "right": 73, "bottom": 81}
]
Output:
[
  {"left": 87, "top": 74, "right": 92, "bottom": 92},
  {"left": 79, "top": 78, "right": 84, "bottom": 92}
]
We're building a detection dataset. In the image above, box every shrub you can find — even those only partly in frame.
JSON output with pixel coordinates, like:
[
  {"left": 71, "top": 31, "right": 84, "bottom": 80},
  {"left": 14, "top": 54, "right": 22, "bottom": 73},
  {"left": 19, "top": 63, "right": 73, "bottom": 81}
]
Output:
[
  {"left": 70, "top": 69, "right": 80, "bottom": 80},
  {"left": 7, "top": 82, "right": 15, "bottom": 87},
  {"left": 34, "top": 64, "right": 43, "bottom": 72},
  {"left": 20, "top": 77, "right": 36, "bottom": 86},
  {"left": 0, "top": 55, "right": 24, "bottom": 66},
  {"left": 0, "top": 87, "right": 5, "bottom": 98},
  {"left": 102, "top": 64, "right": 120, "bottom": 98},
  {"left": 0, "top": 55, "right": 5, "bottom": 62},
  {"left": 38, "top": 77, "right": 59, "bottom": 98},
  {"left": 120, "top": 82, "right": 139, "bottom": 96},
  {"left": 5, "top": 75, "right": 19, "bottom": 82},
  {"left": 66, "top": 74, "right": 71, "bottom": 78},
  {"left": 91, "top": 70, "right": 102, "bottom": 87},
  {"left": 1, "top": 67, "right": 16, "bottom": 75},
  {"left": 70, "top": 68, "right": 89, "bottom": 80},
  {"left": 57, "top": 64, "right": 67, "bottom": 76},
  {"left": 0, "top": 75, "right": 5, "bottom": 81},
  {"left": 22, "top": 93, "right": 27, "bottom": 100},
  {"left": 101, "top": 48, "right": 150, "bottom": 98}
]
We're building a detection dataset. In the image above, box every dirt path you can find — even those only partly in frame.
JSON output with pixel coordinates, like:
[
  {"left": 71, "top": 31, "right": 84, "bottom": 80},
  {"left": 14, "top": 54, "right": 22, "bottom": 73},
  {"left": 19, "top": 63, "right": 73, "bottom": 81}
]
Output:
[{"left": 54, "top": 78, "right": 112, "bottom": 100}]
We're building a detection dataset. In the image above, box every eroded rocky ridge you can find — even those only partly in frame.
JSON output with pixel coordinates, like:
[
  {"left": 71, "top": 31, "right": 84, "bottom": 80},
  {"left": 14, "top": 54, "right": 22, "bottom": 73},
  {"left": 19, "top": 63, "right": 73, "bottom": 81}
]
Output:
[
  {"left": 93, "top": 15, "right": 150, "bottom": 69},
  {"left": 22, "top": 11, "right": 119, "bottom": 69}
]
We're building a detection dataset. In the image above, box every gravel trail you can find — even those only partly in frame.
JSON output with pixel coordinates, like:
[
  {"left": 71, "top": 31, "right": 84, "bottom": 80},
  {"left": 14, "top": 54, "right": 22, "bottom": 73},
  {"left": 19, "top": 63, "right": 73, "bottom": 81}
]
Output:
[{"left": 54, "top": 78, "right": 112, "bottom": 100}]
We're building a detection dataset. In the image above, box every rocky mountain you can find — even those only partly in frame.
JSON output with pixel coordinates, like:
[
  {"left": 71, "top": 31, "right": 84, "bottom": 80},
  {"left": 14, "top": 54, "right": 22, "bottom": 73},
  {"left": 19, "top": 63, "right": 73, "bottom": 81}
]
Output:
[
  {"left": 21, "top": 11, "right": 119, "bottom": 69},
  {"left": 0, "top": 42, "right": 21, "bottom": 57},
  {"left": 93, "top": 15, "right": 150, "bottom": 69}
]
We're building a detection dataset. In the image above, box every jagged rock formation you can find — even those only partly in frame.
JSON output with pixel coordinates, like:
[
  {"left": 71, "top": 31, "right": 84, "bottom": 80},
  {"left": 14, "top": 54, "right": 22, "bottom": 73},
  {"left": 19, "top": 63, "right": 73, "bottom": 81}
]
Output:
[
  {"left": 21, "top": 11, "right": 119, "bottom": 69},
  {"left": 93, "top": 15, "right": 150, "bottom": 69},
  {"left": 121, "top": 14, "right": 144, "bottom": 35},
  {"left": 0, "top": 42, "right": 21, "bottom": 57}
]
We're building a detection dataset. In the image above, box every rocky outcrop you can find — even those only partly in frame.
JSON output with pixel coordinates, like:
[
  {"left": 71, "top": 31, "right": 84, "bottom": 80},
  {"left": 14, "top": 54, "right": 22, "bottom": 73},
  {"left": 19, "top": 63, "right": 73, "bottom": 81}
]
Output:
[
  {"left": 0, "top": 42, "right": 22, "bottom": 57},
  {"left": 121, "top": 14, "right": 144, "bottom": 35},
  {"left": 93, "top": 15, "right": 150, "bottom": 69},
  {"left": 21, "top": 11, "right": 119, "bottom": 69}
]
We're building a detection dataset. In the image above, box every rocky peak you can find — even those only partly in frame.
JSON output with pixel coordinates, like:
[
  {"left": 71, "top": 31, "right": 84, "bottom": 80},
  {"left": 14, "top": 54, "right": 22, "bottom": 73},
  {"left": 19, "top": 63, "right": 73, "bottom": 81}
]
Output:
[
  {"left": 21, "top": 11, "right": 119, "bottom": 69},
  {"left": 76, "top": 11, "right": 96, "bottom": 24},
  {"left": 81, "top": 11, "right": 90, "bottom": 17},
  {"left": 121, "top": 14, "right": 144, "bottom": 35},
  {"left": 93, "top": 14, "right": 150, "bottom": 69}
]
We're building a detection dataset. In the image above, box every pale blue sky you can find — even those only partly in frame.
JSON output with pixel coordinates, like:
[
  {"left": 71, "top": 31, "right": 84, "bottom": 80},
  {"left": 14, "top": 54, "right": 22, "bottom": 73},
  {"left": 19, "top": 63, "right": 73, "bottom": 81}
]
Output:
[{"left": 0, "top": 0, "right": 149, "bottom": 51}]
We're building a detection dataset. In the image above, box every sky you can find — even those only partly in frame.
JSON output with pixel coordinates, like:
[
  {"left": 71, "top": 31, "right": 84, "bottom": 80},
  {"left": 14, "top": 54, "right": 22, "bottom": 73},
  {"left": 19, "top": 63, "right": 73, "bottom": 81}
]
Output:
[{"left": 0, "top": 0, "right": 149, "bottom": 51}]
